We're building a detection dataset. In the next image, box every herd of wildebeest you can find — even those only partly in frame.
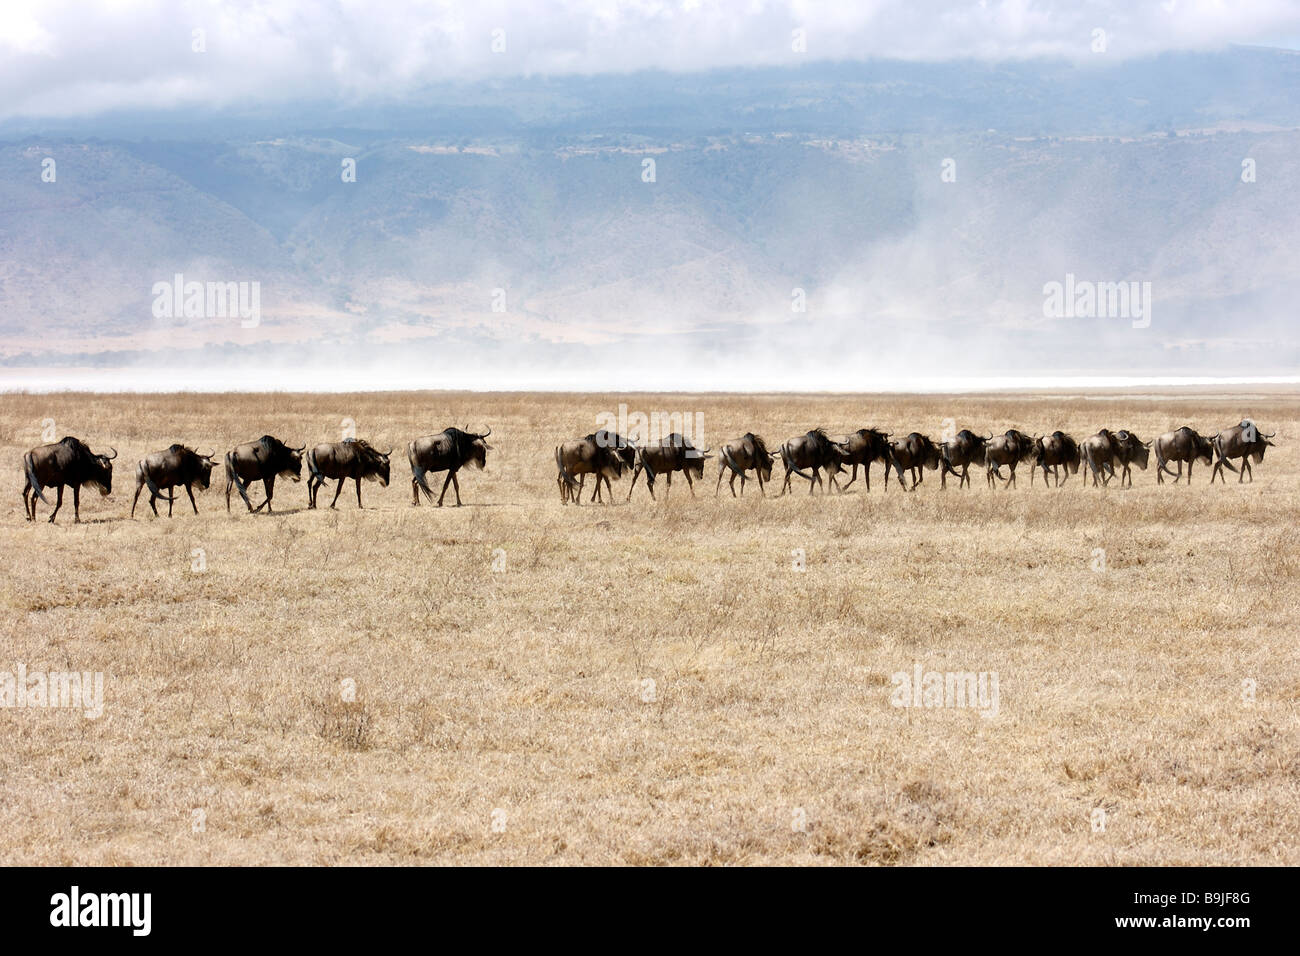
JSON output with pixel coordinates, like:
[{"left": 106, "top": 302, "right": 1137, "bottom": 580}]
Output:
[{"left": 17, "top": 419, "right": 1279, "bottom": 522}]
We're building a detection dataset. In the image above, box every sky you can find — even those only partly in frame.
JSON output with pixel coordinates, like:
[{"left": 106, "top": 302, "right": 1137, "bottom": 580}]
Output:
[{"left": 3, "top": 0, "right": 1300, "bottom": 119}]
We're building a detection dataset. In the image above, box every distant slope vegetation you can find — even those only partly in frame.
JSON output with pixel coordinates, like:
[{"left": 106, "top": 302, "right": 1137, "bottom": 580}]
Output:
[{"left": 1, "top": 51, "right": 1298, "bottom": 378}]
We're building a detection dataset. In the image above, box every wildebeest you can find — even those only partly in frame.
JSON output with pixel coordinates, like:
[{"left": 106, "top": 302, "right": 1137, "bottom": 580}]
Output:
[
  {"left": 1211, "top": 419, "right": 1275, "bottom": 484},
  {"left": 983, "top": 430, "right": 1036, "bottom": 488},
  {"left": 889, "top": 432, "right": 943, "bottom": 490},
  {"left": 225, "top": 435, "right": 305, "bottom": 513},
  {"left": 555, "top": 430, "right": 634, "bottom": 505},
  {"left": 408, "top": 427, "right": 491, "bottom": 506},
  {"left": 715, "top": 433, "right": 775, "bottom": 497},
  {"left": 1153, "top": 427, "right": 1214, "bottom": 485},
  {"left": 1031, "top": 431, "right": 1080, "bottom": 487},
  {"left": 939, "top": 430, "right": 990, "bottom": 489},
  {"left": 1080, "top": 429, "right": 1120, "bottom": 487},
  {"left": 777, "top": 429, "right": 850, "bottom": 495},
  {"left": 837, "top": 428, "right": 892, "bottom": 492},
  {"left": 131, "top": 444, "right": 216, "bottom": 517},
  {"left": 21, "top": 436, "right": 117, "bottom": 523},
  {"left": 307, "top": 439, "right": 392, "bottom": 509},
  {"left": 628, "top": 434, "right": 713, "bottom": 500},
  {"left": 1111, "top": 430, "right": 1151, "bottom": 487}
]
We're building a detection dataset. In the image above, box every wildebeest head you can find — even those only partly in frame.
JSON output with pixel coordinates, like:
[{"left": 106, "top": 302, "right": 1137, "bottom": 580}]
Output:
[
  {"left": 1189, "top": 430, "right": 1214, "bottom": 465},
  {"left": 179, "top": 445, "right": 217, "bottom": 489},
  {"left": 591, "top": 429, "right": 635, "bottom": 470},
  {"left": 453, "top": 426, "right": 491, "bottom": 470},
  {"left": 1237, "top": 419, "right": 1276, "bottom": 463},
  {"left": 352, "top": 439, "right": 392, "bottom": 485},
  {"left": 749, "top": 433, "right": 775, "bottom": 482},
  {"left": 1114, "top": 430, "right": 1151, "bottom": 469},
  {"left": 1004, "top": 429, "right": 1036, "bottom": 463},
  {"left": 808, "top": 428, "right": 852, "bottom": 465},
  {"left": 87, "top": 444, "right": 117, "bottom": 495},
  {"left": 667, "top": 432, "right": 713, "bottom": 479},
  {"left": 257, "top": 435, "right": 305, "bottom": 480}
]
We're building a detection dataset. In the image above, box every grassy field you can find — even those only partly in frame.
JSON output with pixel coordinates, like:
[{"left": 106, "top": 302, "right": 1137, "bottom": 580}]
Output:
[{"left": 0, "top": 387, "right": 1296, "bottom": 865}]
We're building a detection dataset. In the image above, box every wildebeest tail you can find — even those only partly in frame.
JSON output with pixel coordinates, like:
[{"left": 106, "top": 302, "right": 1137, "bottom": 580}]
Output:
[
  {"left": 141, "top": 466, "right": 173, "bottom": 503},
  {"left": 778, "top": 442, "right": 814, "bottom": 481},
  {"left": 1155, "top": 447, "right": 1179, "bottom": 478},
  {"left": 23, "top": 452, "right": 49, "bottom": 504},
  {"left": 410, "top": 441, "right": 436, "bottom": 502},
  {"left": 721, "top": 445, "right": 744, "bottom": 477},
  {"left": 225, "top": 451, "right": 254, "bottom": 509}
]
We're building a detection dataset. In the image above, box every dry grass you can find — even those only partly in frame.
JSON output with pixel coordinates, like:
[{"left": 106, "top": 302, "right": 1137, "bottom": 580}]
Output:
[{"left": 0, "top": 387, "right": 1297, "bottom": 865}]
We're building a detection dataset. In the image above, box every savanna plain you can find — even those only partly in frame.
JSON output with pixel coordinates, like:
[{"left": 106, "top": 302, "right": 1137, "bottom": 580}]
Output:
[{"left": 0, "top": 388, "right": 1296, "bottom": 865}]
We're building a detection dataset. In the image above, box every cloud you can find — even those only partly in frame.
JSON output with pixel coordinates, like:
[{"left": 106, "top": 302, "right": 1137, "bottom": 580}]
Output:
[{"left": 2, "top": 0, "right": 1300, "bottom": 119}]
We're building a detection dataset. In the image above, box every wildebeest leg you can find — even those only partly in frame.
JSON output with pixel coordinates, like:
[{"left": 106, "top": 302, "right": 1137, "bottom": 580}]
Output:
[
  {"left": 715, "top": 467, "right": 726, "bottom": 496},
  {"left": 131, "top": 479, "right": 145, "bottom": 518},
  {"left": 356, "top": 477, "right": 364, "bottom": 508},
  {"left": 437, "top": 470, "right": 455, "bottom": 506},
  {"left": 328, "top": 477, "right": 345, "bottom": 508},
  {"left": 626, "top": 466, "right": 641, "bottom": 501},
  {"left": 728, "top": 471, "right": 738, "bottom": 497},
  {"left": 663, "top": 472, "right": 671, "bottom": 499},
  {"left": 72, "top": 484, "right": 81, "bottom": 522},
  {"left": 412, "top": 476, "right": 421, "bottom": 506},
  {"left": 843, "top": 464, "right": 858, "bottom": 491},
  {"left": 258, "top": 476, "right": 276, "bottom": 513},
  {"left": 186, "top": 484, "right": 199, "bottom": 514},
  {"left": 865, "top": 462, "right": 871, "bottom": 493},
  {"left": 22, "top": 480, "right": 32, "bottom": 521},
  {"left": 1242, "top": 457, "right": 1251, "bottom": 482},
  {"left": 451, "top": 472, "right": 463, "bottom": 505},
  {"left": 574, "top": 473, "right": 585, "bottom": 505},
  {"left": 48, "top": 485, "right": 64, "bottom": 523}
]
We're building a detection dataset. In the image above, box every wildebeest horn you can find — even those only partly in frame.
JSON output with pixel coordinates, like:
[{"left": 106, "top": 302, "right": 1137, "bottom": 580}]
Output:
[
  {"left": 292, "top": 444, "right": 305, "bottom": 452},
  {"left": 479, "top": 425, "right": 491, "bottom": 438},
  {"left": 1263, "top": 431, "right": 1276, "bottom": 438},
  {"left": 382, "top": 446, "right": 393, "bottom": 456},
  {"left": 104, "top": 446, "right": 118, "bottom": 460},
  {"left": 201, "top": 448, "right": 217, "bottom": 460}
]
